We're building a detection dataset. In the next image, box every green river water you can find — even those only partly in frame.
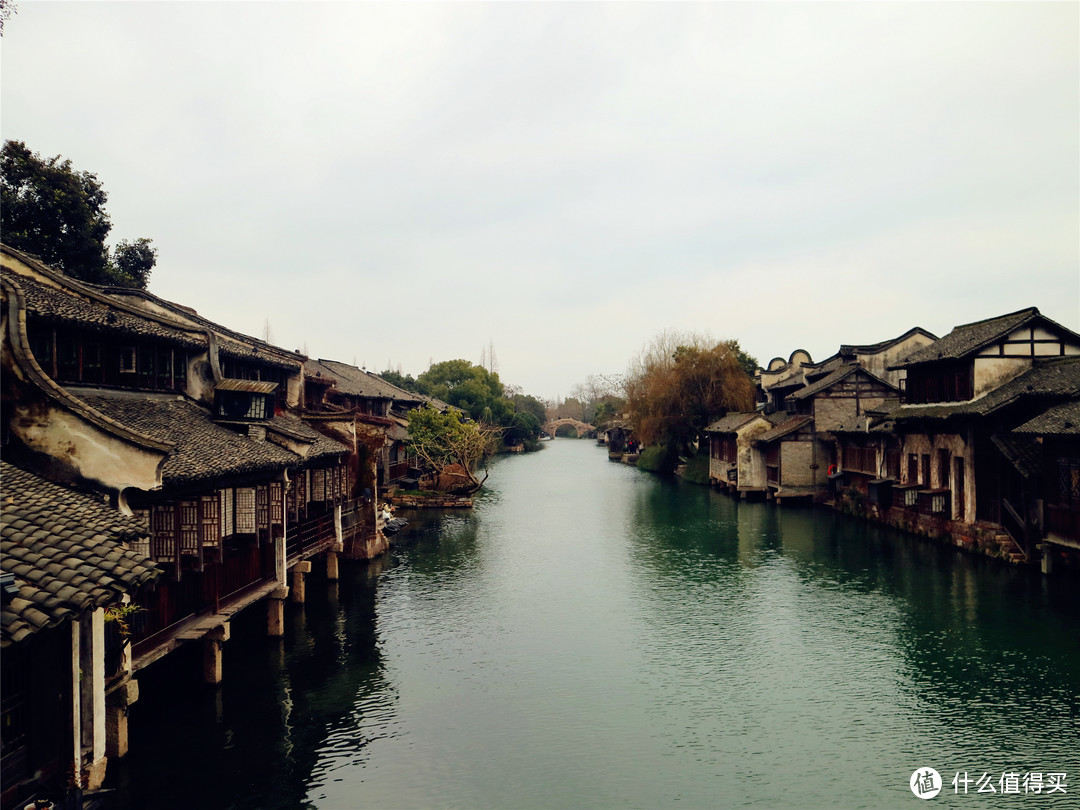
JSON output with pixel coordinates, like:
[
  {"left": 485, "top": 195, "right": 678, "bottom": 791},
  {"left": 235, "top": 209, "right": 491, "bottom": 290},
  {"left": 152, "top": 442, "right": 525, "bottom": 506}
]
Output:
[{"left": 113, "top": 438, "right": 1079, "bottom": 809}]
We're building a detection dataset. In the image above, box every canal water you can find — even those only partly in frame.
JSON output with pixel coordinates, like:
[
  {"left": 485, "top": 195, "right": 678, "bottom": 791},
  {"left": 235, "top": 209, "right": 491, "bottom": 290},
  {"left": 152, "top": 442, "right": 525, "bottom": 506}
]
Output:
[{"left": 113, "top": 438, "right": 1079, "bottom": 809}]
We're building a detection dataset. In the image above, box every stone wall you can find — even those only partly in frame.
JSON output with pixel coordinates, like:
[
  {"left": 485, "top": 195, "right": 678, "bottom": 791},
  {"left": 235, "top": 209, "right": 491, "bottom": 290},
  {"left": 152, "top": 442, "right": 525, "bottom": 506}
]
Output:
[{"left": 389, "top": 492, "right": 474, "bottom": 508}]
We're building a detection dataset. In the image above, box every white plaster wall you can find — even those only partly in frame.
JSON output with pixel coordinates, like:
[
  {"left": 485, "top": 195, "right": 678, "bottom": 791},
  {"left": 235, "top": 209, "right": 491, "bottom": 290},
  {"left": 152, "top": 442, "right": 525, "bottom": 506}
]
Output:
[
  {"left": 12, "top": 405, "right": 163, "bottom": 492},
  {"left": 972, "top": 357, "right": 1031, "bottom": 399}
]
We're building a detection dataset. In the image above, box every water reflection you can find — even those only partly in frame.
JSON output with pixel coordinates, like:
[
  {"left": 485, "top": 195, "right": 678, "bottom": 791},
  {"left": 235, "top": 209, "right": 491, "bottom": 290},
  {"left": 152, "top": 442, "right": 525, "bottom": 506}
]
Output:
[{"left": 114, "top": 440, "right": 1079, "bottom": 809}]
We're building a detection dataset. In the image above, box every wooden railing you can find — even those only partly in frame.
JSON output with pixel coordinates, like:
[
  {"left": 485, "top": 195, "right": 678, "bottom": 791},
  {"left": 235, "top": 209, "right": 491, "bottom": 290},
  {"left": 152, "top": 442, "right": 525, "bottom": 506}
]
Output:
[
  {"left": 286, "top": 512, "right": 336, "bottom": 560},
  {"left": 1001, "top": 497, "right": 1028, "bottom": 559}
]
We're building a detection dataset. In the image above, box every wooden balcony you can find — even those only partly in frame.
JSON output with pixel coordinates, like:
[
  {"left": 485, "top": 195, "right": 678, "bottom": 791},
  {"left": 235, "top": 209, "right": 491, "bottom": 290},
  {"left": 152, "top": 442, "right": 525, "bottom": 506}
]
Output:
[
  {"left": 130, "top": 540, "right": 274, "bottom": 657},
  {"left": 286, "top": 507, "right": 337, "bottom": 562}
]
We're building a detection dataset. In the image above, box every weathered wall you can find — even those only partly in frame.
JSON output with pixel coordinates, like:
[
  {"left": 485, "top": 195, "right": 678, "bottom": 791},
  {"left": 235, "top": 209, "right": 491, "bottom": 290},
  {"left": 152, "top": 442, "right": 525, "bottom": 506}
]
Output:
[
  {"left": 10, "top": 401, "right": 163, "bottom": 493},
  {"left": 781, "top": 441, "right": 815, "bottom": 487},
  {"left": 972, "top": 357, "right": 1032, "bottom": 399},
  {"left": 899, "top": 430, "right": 973, "bottom": 521}
]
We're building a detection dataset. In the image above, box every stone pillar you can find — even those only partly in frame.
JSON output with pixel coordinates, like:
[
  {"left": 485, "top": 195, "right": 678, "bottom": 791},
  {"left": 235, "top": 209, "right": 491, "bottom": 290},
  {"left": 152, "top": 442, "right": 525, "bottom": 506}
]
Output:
[
  {"left": 267, "top": 586, "right": 289, "bottom": 637},
  {"left": 290, "top": 561, "right": 312, "bottom": 604},
  {"left": 106, "top": 678, "right": 139, "bottom": 758},
  {"left": 202, "top": 623, "right": 231, "bottom": 685},
  {"left": 326, "top": 551, "right": 339, "bottom": 582},
  {"left": 1042, "top": 546, "right": 1054, "bottom": 575}
]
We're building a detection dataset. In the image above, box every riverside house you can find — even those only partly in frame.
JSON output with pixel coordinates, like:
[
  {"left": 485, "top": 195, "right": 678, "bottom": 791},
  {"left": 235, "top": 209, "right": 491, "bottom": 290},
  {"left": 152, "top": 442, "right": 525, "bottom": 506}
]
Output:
[
  {"left": 1, "top": 243, "right": 359, "bottom": 804},
  {"left": 791, "top": 308, "right": 1080, "bottom": 572},
  {"left": 1, "top": 461, "right": 161, "bottom": 807},
  {"left": 729, "top": 329, "right": 936, "bottom": 503}
]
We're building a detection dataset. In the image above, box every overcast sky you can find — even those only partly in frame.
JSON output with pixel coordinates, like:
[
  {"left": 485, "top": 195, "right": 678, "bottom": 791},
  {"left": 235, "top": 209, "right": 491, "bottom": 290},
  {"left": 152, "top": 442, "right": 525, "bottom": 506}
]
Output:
[{"left": 3, "top": 1, "right": 1077, "bottom": 400}]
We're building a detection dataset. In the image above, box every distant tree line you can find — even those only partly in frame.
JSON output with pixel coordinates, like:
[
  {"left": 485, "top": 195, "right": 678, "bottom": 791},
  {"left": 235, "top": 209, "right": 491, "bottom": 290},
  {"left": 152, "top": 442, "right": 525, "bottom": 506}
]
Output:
[{"left": 382, "top": 359, "right": 549, "bottom": 451}]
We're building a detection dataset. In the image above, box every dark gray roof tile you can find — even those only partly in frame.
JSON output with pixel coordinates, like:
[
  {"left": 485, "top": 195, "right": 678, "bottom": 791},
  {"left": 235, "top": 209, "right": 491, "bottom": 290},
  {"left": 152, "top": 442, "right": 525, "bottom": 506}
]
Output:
[
  {"left": 1, "top": 460, "right": 162, "bottom": 646},
  {"left": 78, "top": 393, "right": 300, "bottom": 486}
]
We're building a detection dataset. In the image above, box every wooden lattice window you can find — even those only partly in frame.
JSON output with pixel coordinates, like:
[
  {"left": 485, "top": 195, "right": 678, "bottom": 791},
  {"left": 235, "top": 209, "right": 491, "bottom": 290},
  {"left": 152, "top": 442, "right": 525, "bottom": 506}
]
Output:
[
  {"left": 270, "top": 481, "right": 284, "bottom": 525},
  {"left": 236, "top": 488, "right": 256, "bottom": 533},
  {"left": 1058, "top": 458, "right": 1080, "bottom": 506},
  {"left": 179, "top": 500, "right": 199, "bottom": 556},
  {"left": 200, "top": 494, "right": 220, "bottom": 549},
  {"left": 311, "top": 469, "right": 325, "bottom": 502},
  {"left": 256, "top": 486, "right": 270, "bottom": 532},
  {"left": 296, "top": 472, "right": 307, "bottom": 506},
  {"left": 151, "top": 504, "right": 175, "bottom": 560},
  {"left": 220, "top": 488, "right": 233, "bottom": 536}
]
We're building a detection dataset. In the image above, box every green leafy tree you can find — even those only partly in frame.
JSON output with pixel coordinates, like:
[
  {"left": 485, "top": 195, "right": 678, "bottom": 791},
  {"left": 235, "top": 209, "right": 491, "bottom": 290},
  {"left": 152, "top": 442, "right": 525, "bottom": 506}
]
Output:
[
  {"left": 406, "top": 405, "right": 498, "bottom": 493},
  {"left": 1, "top": 139, "right": 155, "bottom": 288},
  {"left": 416, "top": 359, "right": 512, "bottom": 424},
  {"left": 111, "top": 237, "right": 157, "bottom": 289},
  {"left": 379, "top": 368, "right": 420, "bottom": 393}
]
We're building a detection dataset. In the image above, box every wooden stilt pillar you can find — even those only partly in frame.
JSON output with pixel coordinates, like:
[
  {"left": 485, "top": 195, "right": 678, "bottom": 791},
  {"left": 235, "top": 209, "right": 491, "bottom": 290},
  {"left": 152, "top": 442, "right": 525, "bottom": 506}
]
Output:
[
  {"left": 326, "top": 551, "right": 339, "bottom": 582},
  {"left": 202, "top": 624, "right": 230, "bottom": 685},
  {"left": 290, "top": 561, "right": 312, "bottom": 604},
  {"left": 267, "top": 586, "right": 289, "bottom": 637},
  {"left": 1042, "top": 547, "right": 1054, "bottom": 575}
]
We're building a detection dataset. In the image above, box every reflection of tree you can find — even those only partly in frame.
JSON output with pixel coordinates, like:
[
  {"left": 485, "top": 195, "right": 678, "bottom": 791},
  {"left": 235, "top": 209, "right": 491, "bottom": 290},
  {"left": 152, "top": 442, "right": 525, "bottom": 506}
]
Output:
[
  {"left": 112, "top": 565, "right": 391, "bottom": 810},
  {"left": 627, "top": 482, "right": 1080, "bottom": 775}
]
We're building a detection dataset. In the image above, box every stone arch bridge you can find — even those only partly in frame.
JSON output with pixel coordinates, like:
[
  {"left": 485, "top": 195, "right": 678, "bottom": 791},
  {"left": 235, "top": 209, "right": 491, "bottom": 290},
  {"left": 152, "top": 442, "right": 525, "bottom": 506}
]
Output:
[{"left": 542, "top": 418, "right": 597, "bottom": 439}]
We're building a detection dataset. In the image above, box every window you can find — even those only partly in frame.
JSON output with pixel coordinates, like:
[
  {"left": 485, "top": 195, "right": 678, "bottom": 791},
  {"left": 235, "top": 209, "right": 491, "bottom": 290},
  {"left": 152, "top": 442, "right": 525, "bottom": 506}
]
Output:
[
  {"left": 28, "top": 325, "right": 54, "bottom": 375},
  {"left": 938, "top": 449, "right": 951, "bottom": 489},
  {"left": 119, "top": 346, "right": 137, "bottom": 374},
  {"left": 56, "top": 333, "right": 79, "bottom": 381},
  {"left": 200, "top": 494, "right": 220, "bottom": 549},
  {"left": 235, "top": 488, "right": 256, "bottom": 534},
  {"left": 179, "top": 500, "right": 199, "bottom": 556},
  {"left": 216, "top": 392, "right": 269, "bottom": 420},
  {"left": 156, "top": 348, "right": 174, "bottom": 389},
  {"left": 83, "top": 342, "right": 103, "bottom": 383}
]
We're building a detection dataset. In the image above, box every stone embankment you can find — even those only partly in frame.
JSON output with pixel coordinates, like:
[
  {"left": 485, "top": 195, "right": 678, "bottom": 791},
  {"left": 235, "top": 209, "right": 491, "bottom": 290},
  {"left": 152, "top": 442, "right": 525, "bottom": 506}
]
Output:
[{"left": 388, "top": 492, "right": 474, "bottom": 509}]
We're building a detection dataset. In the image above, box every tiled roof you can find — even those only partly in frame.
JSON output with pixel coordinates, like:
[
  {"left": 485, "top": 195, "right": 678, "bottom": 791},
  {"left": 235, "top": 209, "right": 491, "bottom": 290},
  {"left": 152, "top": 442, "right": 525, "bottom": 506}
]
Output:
[
  {"left": 754, "top": 415, "right": 814, "bottom": 444},
  {"left": 704, "top": 412, "right": 759, "bottom": 434},
  {"left": 837, "top": 326, "right": 938, "bottom": 357},
  {"left": 77, "top": 391, "right": 300, "bottom": 486},
  {"left": 268, "top": 412, "right": 351, "bottom": 461},
  {"left": 791, "top": 365, "right": 898, "bottom": 401},
  {"left": 10, "top": 272, "right": 204, "bottom": 348},
  {"left": 317, "top": 360, "right": 423, "bottom": 402},
  {"left": 991, "top": 434, "right": 1044, "bottom": 479},
  {"left": 1013, "top": 400, "right": 1080, "bottom": 436},
  {"left": 891, "top": 357, "right": 1080, "bottom": 422},
  {"left": 96, "top": 286, "right": 305, "bottom": 368},
  {"left": 1, "top": 460, "right": 161, "bottom": 647},
  {"left": 898, "top": 308, "right": 1039, "bottom": 367}
]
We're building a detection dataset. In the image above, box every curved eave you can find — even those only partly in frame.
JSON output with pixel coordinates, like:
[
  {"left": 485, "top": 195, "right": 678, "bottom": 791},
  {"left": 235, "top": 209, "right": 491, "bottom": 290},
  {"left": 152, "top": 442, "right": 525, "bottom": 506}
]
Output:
[{"left": 2, "top": 275, "right": 175, "bottom": 454}]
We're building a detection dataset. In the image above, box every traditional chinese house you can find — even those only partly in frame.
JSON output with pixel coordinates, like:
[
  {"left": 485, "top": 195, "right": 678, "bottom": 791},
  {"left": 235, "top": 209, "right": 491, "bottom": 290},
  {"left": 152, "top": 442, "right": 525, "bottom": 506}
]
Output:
[
  {"left": 1, "top": 460, "right": 160, "bottom": 807},
  {"left": 1, "top": 245, "right": 352, "bottom": 712}
]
